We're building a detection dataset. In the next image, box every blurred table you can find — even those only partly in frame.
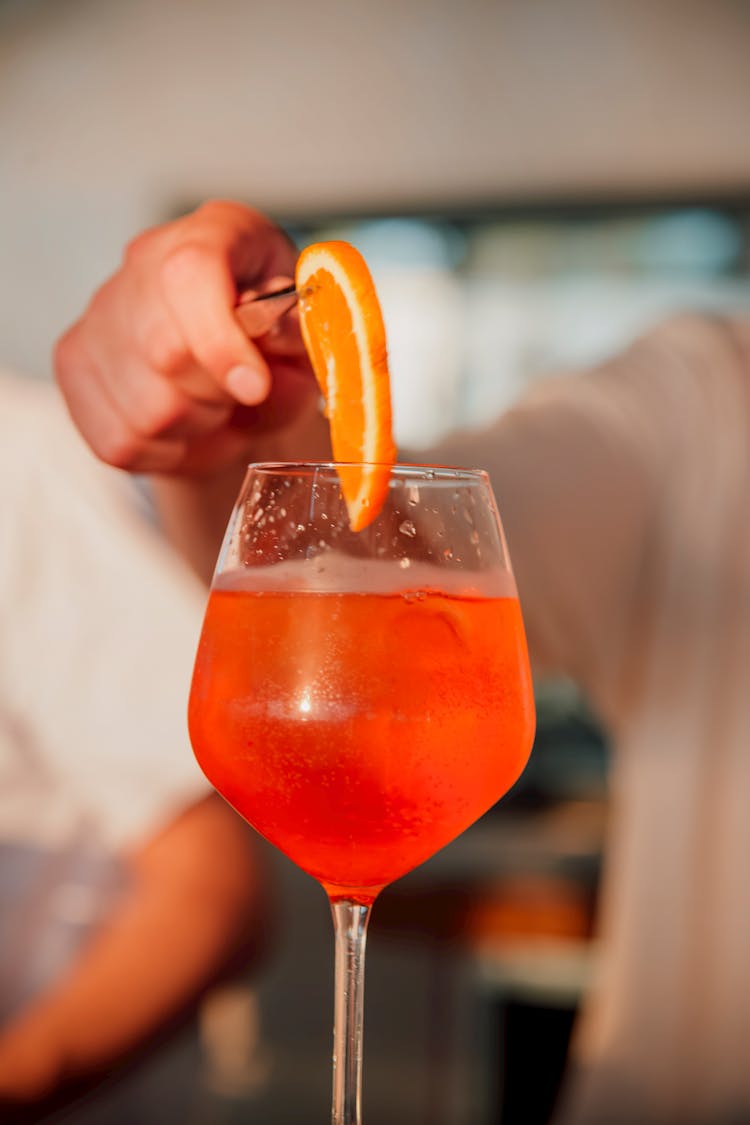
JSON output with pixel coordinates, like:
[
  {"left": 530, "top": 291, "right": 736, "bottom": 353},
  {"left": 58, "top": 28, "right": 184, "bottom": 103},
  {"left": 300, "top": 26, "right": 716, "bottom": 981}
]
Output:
[{"left": 370, "top": 799, "right": 607, "bottom": 1125}]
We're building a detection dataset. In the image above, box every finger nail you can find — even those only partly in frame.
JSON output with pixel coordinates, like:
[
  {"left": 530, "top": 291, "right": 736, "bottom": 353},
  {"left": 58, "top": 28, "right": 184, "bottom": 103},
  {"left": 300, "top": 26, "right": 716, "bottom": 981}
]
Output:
[{"left": 226, "top": 363, "right": 269, "bottom": 405}]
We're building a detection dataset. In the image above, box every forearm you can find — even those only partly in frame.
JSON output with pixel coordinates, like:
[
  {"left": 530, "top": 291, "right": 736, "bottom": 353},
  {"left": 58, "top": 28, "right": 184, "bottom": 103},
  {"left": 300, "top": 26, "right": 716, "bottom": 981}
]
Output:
[
  {"left": 0, "top": 796, "right": 272, "bottom": 1105},
  {"left": 151, "top": 462, "right": 247, "bottom": 587},
  {"left": 151, "top": 402, "right": 332, "bottom": 585}
]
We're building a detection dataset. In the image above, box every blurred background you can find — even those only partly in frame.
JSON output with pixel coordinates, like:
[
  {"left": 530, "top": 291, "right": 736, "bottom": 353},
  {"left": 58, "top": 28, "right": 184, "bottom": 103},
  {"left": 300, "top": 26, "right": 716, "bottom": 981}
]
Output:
[{"left": 1, "top": 0, "right": 749, "bottom": 1122}]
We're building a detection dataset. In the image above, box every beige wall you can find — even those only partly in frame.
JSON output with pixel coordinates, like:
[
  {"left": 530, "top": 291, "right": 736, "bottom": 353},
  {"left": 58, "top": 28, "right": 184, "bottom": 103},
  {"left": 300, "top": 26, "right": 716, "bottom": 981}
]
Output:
[{"left": 2, "top": 0, "right": 749, "bottom": 377}]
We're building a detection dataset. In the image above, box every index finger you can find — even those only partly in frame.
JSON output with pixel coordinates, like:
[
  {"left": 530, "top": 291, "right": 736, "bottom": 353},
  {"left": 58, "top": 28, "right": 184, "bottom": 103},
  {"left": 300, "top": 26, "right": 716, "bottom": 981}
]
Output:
[{"left": 160, "top": 240, "right": 273, "bottom": 407}]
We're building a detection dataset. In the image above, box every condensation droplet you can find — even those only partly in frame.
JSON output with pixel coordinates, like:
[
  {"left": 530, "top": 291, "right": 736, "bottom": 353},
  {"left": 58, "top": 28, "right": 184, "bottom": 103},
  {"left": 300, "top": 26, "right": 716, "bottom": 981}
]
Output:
[
  {"left": 399, "top": 520, "right": 417, "bottom": 538},
  {"left": 399, "top": 557, "right": 412, "bottom": 569}
]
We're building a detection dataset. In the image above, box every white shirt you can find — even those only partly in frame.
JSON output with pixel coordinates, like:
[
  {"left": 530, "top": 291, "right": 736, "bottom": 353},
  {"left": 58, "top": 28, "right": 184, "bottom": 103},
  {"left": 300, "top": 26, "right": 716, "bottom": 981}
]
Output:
[
  {"left": 434, "top": 313, "right": 750, "bottom": 1124},
  {"left": 0, "top": 371, "right": 209, "bottom": 854}
]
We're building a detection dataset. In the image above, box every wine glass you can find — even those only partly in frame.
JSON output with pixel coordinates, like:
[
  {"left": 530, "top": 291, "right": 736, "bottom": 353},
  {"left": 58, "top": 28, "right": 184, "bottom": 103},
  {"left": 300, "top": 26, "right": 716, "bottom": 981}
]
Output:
[{"left": 188, "top": 462, "right": 535, "bottom": 1125}]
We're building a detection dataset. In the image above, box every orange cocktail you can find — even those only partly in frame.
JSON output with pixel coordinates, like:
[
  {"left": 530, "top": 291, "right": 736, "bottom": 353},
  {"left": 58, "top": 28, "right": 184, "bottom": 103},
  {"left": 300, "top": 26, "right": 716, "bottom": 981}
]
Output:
[
  {"left": 189, "top": 240, "right": 534, "bottom": 1125},
  {"left": 189, "top": 578, "right": 534, "bottom": 902}
]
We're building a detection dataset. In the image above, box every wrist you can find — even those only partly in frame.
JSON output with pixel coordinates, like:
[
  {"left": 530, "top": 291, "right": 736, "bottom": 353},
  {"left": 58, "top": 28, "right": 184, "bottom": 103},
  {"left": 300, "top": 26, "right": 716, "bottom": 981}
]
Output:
[{"left": 149, "top": 465, "right": 245, "bottom": 586}]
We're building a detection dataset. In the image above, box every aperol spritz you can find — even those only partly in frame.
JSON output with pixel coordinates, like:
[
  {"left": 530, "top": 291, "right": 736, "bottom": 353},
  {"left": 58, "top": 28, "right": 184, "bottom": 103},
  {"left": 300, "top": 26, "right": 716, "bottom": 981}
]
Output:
[{"left": 188, "top": 462, "right": 535, "bottom": 1123}]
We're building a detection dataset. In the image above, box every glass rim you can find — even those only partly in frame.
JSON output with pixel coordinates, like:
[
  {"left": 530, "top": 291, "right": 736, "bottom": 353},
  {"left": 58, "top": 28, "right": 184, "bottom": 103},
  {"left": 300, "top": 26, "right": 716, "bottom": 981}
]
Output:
[{"left": 246, "top": 461, "right": 490, "bottom": 483}]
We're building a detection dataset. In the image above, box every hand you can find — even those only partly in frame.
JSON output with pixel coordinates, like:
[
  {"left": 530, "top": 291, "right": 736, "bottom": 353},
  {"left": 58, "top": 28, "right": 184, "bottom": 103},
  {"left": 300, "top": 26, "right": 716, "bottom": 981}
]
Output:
[{"left": 54, "top": 200, "right": 318, "bottom": 476}]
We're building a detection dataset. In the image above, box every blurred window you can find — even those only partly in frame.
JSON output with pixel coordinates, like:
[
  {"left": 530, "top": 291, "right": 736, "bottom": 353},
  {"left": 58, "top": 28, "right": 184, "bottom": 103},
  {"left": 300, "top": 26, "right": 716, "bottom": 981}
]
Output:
[{"left": 283, "top": 203, "right": 750, "bottom": 448}]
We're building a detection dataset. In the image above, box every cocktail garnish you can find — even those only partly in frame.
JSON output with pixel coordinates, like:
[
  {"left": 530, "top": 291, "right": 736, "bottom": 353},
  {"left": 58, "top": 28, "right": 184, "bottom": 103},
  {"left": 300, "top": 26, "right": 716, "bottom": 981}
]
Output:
[{"left": 295, "top": 241, "right": 396, "bottom": 531}]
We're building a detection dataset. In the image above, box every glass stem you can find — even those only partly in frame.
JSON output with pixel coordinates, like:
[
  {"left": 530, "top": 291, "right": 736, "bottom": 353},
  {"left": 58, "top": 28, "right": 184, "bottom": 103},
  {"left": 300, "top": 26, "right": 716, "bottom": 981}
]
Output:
[{"left": 330, "top": 899, "right": 372, "bottom": 1125}]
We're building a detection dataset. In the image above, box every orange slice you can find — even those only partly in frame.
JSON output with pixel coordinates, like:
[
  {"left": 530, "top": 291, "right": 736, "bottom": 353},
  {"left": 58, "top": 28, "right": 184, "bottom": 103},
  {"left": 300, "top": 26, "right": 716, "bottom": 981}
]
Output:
[{"left": 295, "top": 240, "right": 396, "bottom": 531}]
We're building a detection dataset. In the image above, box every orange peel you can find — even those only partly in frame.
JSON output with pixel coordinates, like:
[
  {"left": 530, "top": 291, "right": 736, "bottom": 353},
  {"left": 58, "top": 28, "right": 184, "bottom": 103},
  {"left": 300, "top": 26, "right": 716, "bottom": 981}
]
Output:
[{"left": 296, "top": 241, "right": 396, "bottom": 531}]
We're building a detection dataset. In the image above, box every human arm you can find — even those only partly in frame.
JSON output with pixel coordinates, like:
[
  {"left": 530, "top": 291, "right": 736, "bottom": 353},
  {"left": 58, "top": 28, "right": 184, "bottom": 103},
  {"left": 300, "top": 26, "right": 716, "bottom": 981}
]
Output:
[
  {"left": 427, "top": 311, "right": 747, "bottom": 723},
  {"left": 0, "top": 379, "right": 278, "bottom": 1111},
  {"left": 54, "top": 200, "right": 330, "bottom": 583},
  {"left": 0, "top": 793, "right": 272, "bottom": 1109},
  {"left": 424, "top": 346, "right": 661, "bottom": 724}
]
